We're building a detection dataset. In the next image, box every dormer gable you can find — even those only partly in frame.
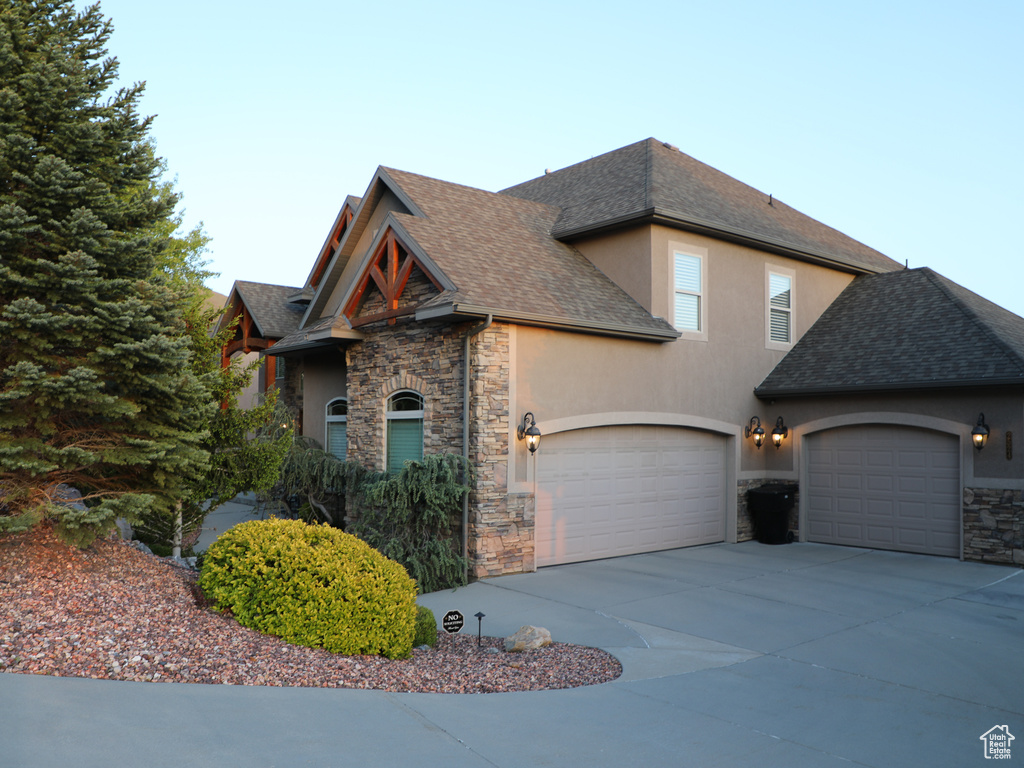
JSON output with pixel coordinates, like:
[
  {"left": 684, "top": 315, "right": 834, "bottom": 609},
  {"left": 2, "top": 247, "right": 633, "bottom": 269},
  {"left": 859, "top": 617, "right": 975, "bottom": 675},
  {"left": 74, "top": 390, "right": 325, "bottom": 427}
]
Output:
[
  {"left": 301, "top": 169, "right": 428, "bottom": 328},
  {"left": 343, "top": 226, "right": 445, "bottom": 327},
  {"left": 306, "top": 198, "right": 358, "bottom": 292}
]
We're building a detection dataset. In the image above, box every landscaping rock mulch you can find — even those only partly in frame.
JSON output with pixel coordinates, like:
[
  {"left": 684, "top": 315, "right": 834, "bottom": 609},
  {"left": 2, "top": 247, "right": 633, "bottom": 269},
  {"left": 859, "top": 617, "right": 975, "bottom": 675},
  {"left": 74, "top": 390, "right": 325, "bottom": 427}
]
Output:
[{"left": 0, "top": 525, "right": 621, "bottom": 693}]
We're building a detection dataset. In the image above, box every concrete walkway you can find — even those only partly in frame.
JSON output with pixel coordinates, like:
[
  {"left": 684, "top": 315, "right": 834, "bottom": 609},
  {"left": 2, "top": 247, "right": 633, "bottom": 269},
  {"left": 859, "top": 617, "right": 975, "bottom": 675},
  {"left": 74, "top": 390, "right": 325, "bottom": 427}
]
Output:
[
  {"left": 2, "top": 542, "right": 1022, "bottom": 767},
  {"left": 194, "top": 494, "right": 268, "bottom": 552}
]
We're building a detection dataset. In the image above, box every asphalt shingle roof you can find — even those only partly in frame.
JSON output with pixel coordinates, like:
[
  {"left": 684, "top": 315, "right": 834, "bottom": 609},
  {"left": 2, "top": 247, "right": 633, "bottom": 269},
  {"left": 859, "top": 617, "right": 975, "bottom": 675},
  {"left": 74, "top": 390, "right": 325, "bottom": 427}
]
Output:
[
  {"left": 232, "top": 281, "right": 304, "bottom": 339},
  {"left": 755, "top": 267, "right": 1024, "bottom": 396},
  {"left": 376, "top": 168, "right": 677, "bottom": 338},
  {"left": 502, "top": 138, "right": 902, "bottom": 275}
]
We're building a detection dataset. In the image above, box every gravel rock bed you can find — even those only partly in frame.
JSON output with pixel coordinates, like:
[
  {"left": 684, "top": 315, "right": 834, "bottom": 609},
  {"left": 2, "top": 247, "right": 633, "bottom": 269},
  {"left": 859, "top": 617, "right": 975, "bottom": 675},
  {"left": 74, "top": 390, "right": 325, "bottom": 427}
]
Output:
[{"left": 0, "top": 526, "right": 621, "bottom": 693}]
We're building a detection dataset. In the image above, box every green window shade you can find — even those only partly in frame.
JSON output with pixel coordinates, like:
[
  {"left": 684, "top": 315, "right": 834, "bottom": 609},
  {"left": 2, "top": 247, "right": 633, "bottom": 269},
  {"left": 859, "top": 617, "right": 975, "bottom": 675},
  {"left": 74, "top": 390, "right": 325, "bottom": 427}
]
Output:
[
  {"left": 769, "top": 274, "right": 792, "bottom": 343},
  {"left": 387, "top": 418, "right": 423, "bottom": 474},
  {"left": 674, "top": 253, "right": 701, "bottom": 331},
  {"left": 326, "top": 422, "right": 347, "bottom": 459}
]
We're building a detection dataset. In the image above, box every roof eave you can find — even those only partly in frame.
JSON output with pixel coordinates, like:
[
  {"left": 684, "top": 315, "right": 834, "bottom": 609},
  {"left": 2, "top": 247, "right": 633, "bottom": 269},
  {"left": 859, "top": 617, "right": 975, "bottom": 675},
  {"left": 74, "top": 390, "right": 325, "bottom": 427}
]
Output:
[
  {"left": 756, "top": 376, "right": 1024, "bottom": 399},
  {"left": 553, "top": 209, "right": 892, "bottom": 276},
  {"left": 265, "top": 327, "right": 365, "bottom": 357},
  {"left": 417, "top": 302, "right": 680, "bottom": 342}
]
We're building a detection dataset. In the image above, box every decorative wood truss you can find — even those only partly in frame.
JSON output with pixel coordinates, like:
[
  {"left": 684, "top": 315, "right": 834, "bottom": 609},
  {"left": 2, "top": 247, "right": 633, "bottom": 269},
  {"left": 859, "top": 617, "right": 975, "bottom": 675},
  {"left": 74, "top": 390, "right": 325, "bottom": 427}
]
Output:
[
  {"left": 219, "top": 298, "right": 278, "bottom": 381},
  {"left": 310, "top": 204, "right": 355, "bottom": 289},
  {"left": 344, "top": 228, "right": 442, "bottom": 327}
]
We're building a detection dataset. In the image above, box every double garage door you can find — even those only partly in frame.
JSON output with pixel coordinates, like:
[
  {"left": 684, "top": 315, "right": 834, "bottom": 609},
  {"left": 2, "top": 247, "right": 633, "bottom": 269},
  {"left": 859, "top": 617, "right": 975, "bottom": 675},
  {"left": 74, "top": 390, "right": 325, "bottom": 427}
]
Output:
[
  {"left": 534, "top": 425, "right": 726, "bottom": 567},
  {"left": 806, "top": 425, "right": 960, "bottom": 556}
]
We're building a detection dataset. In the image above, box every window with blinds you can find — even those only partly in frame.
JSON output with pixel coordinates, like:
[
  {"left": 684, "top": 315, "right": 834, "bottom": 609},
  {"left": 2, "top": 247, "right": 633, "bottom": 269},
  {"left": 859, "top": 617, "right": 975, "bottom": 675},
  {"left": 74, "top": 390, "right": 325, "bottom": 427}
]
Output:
[
  {"left": 326, "top": 398, "right": 347, "bottom": 459},
  {"left": 386, "top": 391, "right": 424, "bottom": 474},
  {"left": 674, "top": 252, "right": 702, "bottom": 331},
  {"left": 769, "top": 273, "right": 792, "bottom": 344}
]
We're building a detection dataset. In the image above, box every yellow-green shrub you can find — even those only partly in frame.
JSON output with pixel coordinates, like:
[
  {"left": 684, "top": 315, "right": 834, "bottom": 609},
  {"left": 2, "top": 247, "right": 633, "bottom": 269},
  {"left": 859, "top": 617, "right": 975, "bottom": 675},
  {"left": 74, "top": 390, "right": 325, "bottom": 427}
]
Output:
[
  {"left": 413, "top": 605, "right": 437, "bottom": 648},
  {"left": 198, "top": 518, "right": 417, "bottom": 659}
]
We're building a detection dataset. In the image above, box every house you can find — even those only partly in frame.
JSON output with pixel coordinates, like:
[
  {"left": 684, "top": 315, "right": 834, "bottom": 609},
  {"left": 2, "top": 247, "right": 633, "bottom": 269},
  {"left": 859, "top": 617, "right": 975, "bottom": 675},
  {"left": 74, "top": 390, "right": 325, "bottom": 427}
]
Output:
[
  {"left": 241, "top": 138, "right": 1023, "bottom": 578},
  {"left": 218, "top": 280, "right": 304, "bottom": 410}
]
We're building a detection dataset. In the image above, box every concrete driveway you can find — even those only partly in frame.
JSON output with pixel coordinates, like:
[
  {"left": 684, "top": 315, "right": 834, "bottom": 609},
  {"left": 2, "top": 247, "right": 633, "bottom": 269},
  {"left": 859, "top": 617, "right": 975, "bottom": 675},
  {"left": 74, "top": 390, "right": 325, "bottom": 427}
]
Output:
[{"left": 2, "top": 542, "right": 1022, "bottom": 767}]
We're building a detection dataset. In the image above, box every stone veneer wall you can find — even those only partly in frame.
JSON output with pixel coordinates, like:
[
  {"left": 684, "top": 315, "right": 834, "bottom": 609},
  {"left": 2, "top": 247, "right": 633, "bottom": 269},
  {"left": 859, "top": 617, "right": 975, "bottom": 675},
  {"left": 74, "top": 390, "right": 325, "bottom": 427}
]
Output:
[
  {"left": 464, "top": 325, "right": 529, "bottom": 579},
  {"left": 345, "top": 318, "right": 467, "bottom": 472},
  {"left": 736, "top": 479, "right": 799, "bottom": 543},
  {"left": 342, "top": 315, "right": 526, "bottom": 578},
  {"left": 963, "top": 488, "right": 1024, "bottom": 565}
]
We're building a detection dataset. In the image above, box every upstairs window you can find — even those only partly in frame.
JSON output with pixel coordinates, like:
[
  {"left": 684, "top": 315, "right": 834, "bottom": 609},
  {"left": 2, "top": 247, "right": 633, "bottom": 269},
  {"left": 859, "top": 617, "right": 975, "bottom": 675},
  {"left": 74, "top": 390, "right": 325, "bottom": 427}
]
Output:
[
  {"left": 674, "top": 252, "right": 703, "bottom": 332},
  {"left": 767, "top": 270, "right": 794, "bottom": 346},
  {"left": 386, "top": 390, "right": 424, "bottom": 474},
  {"left": 325, "top": 398, "right": 347, "bottom": 459}
]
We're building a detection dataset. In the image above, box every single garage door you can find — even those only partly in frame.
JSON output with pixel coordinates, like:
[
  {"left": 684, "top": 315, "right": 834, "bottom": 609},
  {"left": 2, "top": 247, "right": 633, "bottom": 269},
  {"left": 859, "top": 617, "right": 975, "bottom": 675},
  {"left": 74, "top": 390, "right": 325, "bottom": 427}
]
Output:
[
  {"left": 806, "top": 425, "right": 960, "bottom": 556},
  {"left": 534, "top": 425, "right": 727, "bottom": 566}
]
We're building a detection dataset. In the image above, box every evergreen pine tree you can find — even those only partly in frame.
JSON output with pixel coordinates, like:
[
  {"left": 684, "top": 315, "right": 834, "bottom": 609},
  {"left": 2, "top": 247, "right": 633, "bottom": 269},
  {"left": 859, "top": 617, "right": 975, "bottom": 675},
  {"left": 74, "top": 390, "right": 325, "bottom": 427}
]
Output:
[
  {"left": 143, "top": 216, "right": 294, "bottom": 551},
  {"left": 0, "top": 1, "right": 213, "bottom": 545}
]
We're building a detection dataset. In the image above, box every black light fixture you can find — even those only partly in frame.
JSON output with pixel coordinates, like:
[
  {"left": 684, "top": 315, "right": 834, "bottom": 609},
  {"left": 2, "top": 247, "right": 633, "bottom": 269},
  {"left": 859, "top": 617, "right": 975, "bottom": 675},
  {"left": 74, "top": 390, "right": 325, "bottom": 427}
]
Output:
[
  {"left": 771, "top": 416, "right": 789, "bottom": 449},
  {"left": 972, "top": 413, "right": 989, "bottom": 451},
  {"left": 517, "top": 412, "right": 541, "bottom": 454},
  {"left": 745, "top": 416, "right": 766, "bottom": 449}
]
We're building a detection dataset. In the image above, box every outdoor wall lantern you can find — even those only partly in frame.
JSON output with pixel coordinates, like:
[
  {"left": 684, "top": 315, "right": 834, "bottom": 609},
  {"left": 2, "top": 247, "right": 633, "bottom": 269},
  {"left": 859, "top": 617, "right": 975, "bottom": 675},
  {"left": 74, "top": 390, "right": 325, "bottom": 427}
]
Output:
[
  {"left": 745, "top": 416, "right": 766, "bottom": 449},
  {"left": 517, "top": 412, "right": 541, "bottom": 454},
  {"left": 972, "top": 413, "right": 990, "bottom": 451},
  {"left": 771, "top": 417, "right": 789, "bottom": 449}
]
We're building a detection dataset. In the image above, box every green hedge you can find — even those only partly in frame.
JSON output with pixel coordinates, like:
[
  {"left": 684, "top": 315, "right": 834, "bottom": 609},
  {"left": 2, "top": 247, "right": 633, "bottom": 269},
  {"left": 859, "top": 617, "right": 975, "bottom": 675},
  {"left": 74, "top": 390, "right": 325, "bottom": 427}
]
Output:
[
  {"left": 413, "top": 605, "right": 438, "bottom": 648},
  {"left": 198, "top": 518, "right": 417, "bottom": 659}
]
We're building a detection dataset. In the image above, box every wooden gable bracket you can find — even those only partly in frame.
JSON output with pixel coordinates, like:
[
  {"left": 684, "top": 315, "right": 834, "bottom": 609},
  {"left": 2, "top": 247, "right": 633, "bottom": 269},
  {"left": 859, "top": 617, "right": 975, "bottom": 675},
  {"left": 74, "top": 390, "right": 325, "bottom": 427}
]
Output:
[
  {"left": 219, "top": 299, "right": 266, "bottom": 366},
  {"left": 344, "top": 228, "right": 442, "bottom": 328},
  {"left": 310, "top": 206, "right": 354, "bottom": 289}
]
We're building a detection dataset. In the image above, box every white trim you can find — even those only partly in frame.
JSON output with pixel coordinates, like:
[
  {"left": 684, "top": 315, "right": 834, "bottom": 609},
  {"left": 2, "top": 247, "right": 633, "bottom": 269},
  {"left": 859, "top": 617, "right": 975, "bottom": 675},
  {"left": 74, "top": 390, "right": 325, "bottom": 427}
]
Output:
[
  {"left": 765, "top": 263, "right": 795, "bottom": 350},
  {"left": 669, "top": 241, "right": 708, "bottom": 342},
  {"left": 536, "top": 411, "right": 737, "bottom": 438},
  {"left": 325, "top": 397, "right": 348, "bottom": 459},
  {"left": 385, "top": 389, "right": 424, "bottom": 473}
]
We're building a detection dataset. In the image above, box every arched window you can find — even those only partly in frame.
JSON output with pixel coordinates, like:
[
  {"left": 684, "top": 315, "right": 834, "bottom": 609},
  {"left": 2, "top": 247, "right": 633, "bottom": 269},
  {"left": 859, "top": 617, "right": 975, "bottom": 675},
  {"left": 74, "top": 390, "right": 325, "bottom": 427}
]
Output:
[
  {"left": 386, "top": 390, "right": 423, "bottom": 474},
  {"left": 325, "top": 398, "right": 347, "bottom": 459}
]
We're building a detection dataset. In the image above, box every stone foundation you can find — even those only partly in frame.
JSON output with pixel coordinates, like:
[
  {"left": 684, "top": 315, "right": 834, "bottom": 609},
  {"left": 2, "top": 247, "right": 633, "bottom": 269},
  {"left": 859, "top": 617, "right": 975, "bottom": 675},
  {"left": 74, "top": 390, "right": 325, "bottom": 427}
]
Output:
[
  {"left": 963, "top": 487, "right": 1024, "bottom": 565},
  {"left": 737, "top": 479, "right": 799, "bottom": 543},
  {"left": 471, "top": 492, "right": 535, "bottom": 578}
]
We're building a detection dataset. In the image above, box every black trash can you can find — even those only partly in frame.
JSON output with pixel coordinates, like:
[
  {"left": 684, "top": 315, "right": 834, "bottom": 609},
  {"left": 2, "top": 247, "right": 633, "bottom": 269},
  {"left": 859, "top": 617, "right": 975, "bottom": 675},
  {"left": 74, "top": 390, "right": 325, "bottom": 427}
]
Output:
[{"left": 747, "top": 484, "right": 795, "bottom": 544}]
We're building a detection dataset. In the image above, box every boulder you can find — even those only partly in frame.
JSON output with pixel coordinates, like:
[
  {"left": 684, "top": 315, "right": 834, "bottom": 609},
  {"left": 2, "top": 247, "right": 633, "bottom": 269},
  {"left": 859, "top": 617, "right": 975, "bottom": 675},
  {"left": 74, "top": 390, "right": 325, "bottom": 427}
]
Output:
[
  {"left": 504, "top": 625, "right": 552, "bottom": 652},
  {"left": 114, "top": 518, "right": 134, "bottom": 541},
  {"left": 51, "top": 483, "right": 86, "bottom": 511}
]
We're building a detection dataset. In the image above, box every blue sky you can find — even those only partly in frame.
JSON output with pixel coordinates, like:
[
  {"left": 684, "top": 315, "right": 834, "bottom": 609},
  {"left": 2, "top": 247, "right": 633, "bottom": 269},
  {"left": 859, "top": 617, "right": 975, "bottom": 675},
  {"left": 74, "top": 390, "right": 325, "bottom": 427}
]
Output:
[{"left": 89, "top": 0, "right": 1023, "bottom": 318}]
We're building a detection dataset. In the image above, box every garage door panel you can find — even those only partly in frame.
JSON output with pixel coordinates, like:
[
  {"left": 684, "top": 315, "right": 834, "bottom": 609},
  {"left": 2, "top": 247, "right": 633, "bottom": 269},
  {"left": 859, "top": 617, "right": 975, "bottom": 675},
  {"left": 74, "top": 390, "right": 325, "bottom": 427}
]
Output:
[
  {"left": 865, "top": 526, "right": 896, "bottom": 547},
  {"left": 535, "top": 425, "right": 727, "bottom": 566},
  {"left": 837, "top": 450, "right": 865, "bottom": 467},
  {"left": 807, "top": 425, "right": 959, "bottom": 557},
  {"left": 836, "top": 473, "right": 863, "bottom": 492},
  {"left": 864, "top": 498, "right": 894, "bottom": 518},
  {"left": 866, "top": 450, "right": 895, "bottom": 467}
]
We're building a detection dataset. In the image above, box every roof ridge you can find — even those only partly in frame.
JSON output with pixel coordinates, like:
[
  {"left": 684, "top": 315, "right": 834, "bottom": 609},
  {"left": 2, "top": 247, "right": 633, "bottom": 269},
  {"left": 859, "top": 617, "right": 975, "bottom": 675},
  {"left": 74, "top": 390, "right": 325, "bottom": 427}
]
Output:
[
  {"left": 921, "top": 267, "right": 1024, "bottom": 370},
  {"left": 236, "top": 279, "right": 302, "bottom": 291},
  {"left": 388, "top": 165, "right": 564, "bottom": 216}
]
